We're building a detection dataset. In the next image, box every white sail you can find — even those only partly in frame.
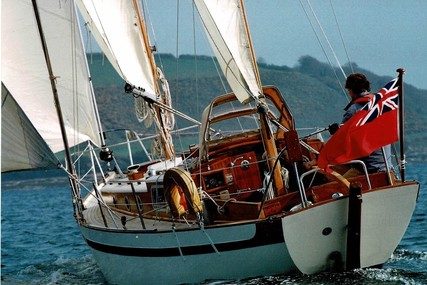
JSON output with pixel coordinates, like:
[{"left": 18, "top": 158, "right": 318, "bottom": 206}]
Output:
[
  {"left": 76, "top": 0, "right": 176, "bottom": 158},
  {"left": 1, "top": 0, "right": 102, "bottom": 172},
  {"left": 76, "top": 0, "right": 157, "bottom": 97},
  {"left": 194, "top": 0, "right": 261, "bottom": 104},
  {"left": 1, "top": 84, "right": 59, "bottom": 172}
]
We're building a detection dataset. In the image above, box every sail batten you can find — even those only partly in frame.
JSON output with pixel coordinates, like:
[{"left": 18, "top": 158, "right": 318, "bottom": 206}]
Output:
[
  {"left": 1, "top": 0, "right": 102, "bottom": 172},
  {"left": 194, "top": 0, "right": 261, "bottom": 104}
]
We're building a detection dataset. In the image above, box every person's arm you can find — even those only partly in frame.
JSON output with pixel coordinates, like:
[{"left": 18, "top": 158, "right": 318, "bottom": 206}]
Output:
[{"left": 342, "top": 103, "right": 362, "bottom": 123}]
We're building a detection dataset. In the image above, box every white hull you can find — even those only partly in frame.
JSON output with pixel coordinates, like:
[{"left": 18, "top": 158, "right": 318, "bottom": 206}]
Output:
[
  {"left": 80, "top": 182, "right": 418, "bottom": 284},
  {"left": 80, "top": 220, "right": 296, "bottom": 284},
  {"left": 3, "top": 1, "right": 420, "bottom": 285},
  {"left": 360, "top": 183, "right": 418, "bottom": 267},
  {"left": 282, "top": 182, "right": 419, "bottom": 274}
]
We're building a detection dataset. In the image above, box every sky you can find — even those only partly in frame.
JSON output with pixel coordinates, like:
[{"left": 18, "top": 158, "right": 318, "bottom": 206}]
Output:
[{"left": 82, "top": 0, "right": 427, "bottom": 90}]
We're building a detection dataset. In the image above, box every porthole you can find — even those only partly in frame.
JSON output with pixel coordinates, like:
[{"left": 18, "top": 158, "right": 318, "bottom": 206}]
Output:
[{"left": 322, "top": 227, "right": 332, "bottom": 236}]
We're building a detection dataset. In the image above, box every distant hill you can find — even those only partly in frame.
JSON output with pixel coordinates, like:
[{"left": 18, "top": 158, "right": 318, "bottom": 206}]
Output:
[{"left": 87, "top": 53, "right": 427, "bottom": 162}]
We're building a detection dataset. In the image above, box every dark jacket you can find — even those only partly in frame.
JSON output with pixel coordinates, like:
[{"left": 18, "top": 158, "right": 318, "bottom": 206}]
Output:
[{"left": 342, "top": 92, "right": 390, "bottom": 172}]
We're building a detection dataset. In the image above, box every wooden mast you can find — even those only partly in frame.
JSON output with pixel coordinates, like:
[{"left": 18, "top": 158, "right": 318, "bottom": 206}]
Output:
[
  {"left": 133, "top": 0, "right": 175, "bottom": 160},
  {"left": 239, "top": 0, "right": 285, "bottom": 196},
  {"left": 239, "top": 0, "right": 262, "bottom": 89}
]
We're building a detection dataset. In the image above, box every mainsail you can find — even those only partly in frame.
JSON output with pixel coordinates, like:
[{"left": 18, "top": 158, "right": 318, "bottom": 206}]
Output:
[
  {"left": 1, "top": 0, "right": 102, "bottom": 172},
  {"left": 194, "top": 0, "right": 262, "bottom": 104}
]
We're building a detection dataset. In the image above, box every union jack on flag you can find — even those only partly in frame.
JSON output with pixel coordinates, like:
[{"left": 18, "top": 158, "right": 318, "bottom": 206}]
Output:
[
  {"left": 317, "top": 77, "right": 400, "bottom": 169},
  {"left": 356, "top": 78, "right": 399, "bottom": 127}
]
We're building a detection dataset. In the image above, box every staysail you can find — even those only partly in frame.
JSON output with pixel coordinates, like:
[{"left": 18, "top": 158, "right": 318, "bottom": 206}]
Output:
[
  {"left": 1, "top": 0, "right": 102, "bottom": 172},
  {"left": 194, "top": 0, "right": 262, "bottom": 104},
  {"left": 76, "top": 0, "right": 175, "bottom": 159},
  {"left": 75, "top": 0, "right": 157, "bottom": 98}
]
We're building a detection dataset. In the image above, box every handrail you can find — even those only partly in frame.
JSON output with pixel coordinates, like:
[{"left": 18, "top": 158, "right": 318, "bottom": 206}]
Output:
[{"left": 300, "top": 160, "right": 372, "bottom": 193}]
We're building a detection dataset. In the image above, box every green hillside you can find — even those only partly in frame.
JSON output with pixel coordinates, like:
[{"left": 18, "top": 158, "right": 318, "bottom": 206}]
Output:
[{"left": 87, "top": 53, "right": 427, "bottom": 162}]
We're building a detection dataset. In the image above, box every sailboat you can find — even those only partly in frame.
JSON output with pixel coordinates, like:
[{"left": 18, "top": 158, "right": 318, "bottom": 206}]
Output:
[{"left": 1, "top": 1, "right": 420, "bottom": 285}]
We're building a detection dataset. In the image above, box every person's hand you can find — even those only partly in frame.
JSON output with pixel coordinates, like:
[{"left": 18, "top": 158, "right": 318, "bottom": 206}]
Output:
[
  {"left": 303, "top": 159, "right": 317, "bottom": 170},
  {"left": 328, "top": 123, "right": 339, "bottom": 135}
]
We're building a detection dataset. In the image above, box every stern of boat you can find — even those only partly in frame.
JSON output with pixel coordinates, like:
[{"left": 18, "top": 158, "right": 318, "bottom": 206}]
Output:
[{"left": 281, "top": 181, "right": 419, "bottom": 274}]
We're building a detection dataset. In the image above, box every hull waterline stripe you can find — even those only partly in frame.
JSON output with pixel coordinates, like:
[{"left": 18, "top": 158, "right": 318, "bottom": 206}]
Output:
[{"left": 84, "top": 220, "right": 284, "bottom": 257}]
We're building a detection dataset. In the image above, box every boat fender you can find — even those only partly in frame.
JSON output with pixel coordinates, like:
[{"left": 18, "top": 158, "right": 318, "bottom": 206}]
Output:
[{"left": 164, "top": 167, "right": 202, "bottom": 217}]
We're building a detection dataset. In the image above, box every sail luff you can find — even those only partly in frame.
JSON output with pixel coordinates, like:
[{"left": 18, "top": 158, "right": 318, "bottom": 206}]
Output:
[
  {"left": 30, "top": 0, "right": 83, "bottom": 218},
  {"left": 76, "top": 0, "right": 175, "bottom": 159},
  {"left": 194, "top": 0, "right": 261, "bottom": 104},
  {"left": 31, "top": 0, "right": 77, "bottom": 177},
  {"left": 238, "top": 0, "right": 262, "bottom": 91},
  {"left": 195, "top": 0, "right": 285, "bottom": 196},
  {"left": 74, "top": 2, "right": 106, "bottom": 147},
  {"left": 133, "top": 0, "right": 160, "bottom": 93},
  {"left": 75, "top": 0, "right": 123, "bottom": 77},
  {"left": 75, "top": 0, "right": 157, "bottom": 95},
  {"left": 1, "top": 0, "right": 102, "bottom": 172}
]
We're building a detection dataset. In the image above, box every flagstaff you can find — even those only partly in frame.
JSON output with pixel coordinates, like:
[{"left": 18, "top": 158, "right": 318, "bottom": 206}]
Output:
[{"left": 397, "top": 68, "right": 406, "bottom": 182}]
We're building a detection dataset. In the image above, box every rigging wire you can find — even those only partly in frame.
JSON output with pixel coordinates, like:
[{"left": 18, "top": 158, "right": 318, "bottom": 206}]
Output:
[
  {"left": 175, "top": 0, "right": 180, "bottom": 95},
  {"left": 306, "top": 0, "right": 346, "bottom": 79},
  {"left": 298, "top": 2, "right": 336, "bottom": 73},
  {"left": 299, "top": 0, "right": 349, "bottom": 101},
  {"left": 192, "top": 2, "right": 200, "bottom": 119},
  {"left": 329, "top": 0, "right": 354, "bottom": 74},
  {"left": 70, "top": 0, "right": 79, "bottom": 166},
  {"left": 187, "top": 2, "right": 247, "bottom": 133},
  {"left": 194, "top": 2, "right": 259, "bottom": 104},
  {"left": 189, "top": 8, "right": 231, "bottom": 95},
  {"left": 142, "top": 0, "right": 165, "bottom": 71},
  {"left": 172, "top": 0, "right": 187, "bottom": 155},
  {"left": 141, "top": 0, "right": 191, "bottom": 156}
]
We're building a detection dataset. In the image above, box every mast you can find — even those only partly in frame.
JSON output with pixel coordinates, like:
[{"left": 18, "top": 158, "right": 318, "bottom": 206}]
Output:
[
  {"left": 133, "top": 0, "right": 175, "bottom": 160},
  {"left": 133, "top": 0, "right": 159, "bottom": 87},
  {"left": 239, "top": 0, "right": 262, "bottom": 90},
  {"left": 239, "top": 0, "right": 285, "bottom": 196},
  {"left": 31, "top": 0, "right": 83, "bottom": 219},
  {"left": 257, "top": 104, "right": 286, "bottom": 196}
]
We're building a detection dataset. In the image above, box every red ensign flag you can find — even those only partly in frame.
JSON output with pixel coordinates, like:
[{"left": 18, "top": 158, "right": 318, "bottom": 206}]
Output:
[{"left": 317, "top": 78, "right": 400, "bottom": 169}]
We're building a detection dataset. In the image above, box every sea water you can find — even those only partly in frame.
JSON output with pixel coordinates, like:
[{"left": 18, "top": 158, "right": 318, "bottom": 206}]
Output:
[{"left": 2, "top": 163, "right": 426, "bottom": 285}]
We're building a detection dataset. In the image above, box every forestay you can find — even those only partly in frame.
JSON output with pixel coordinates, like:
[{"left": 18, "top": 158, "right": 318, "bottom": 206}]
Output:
[
  {"left": 194, "top": 0, "right": 261, "bottom": 104},
  {"left": 1, "top": 0, "right": 102, "bottom": 172}
]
